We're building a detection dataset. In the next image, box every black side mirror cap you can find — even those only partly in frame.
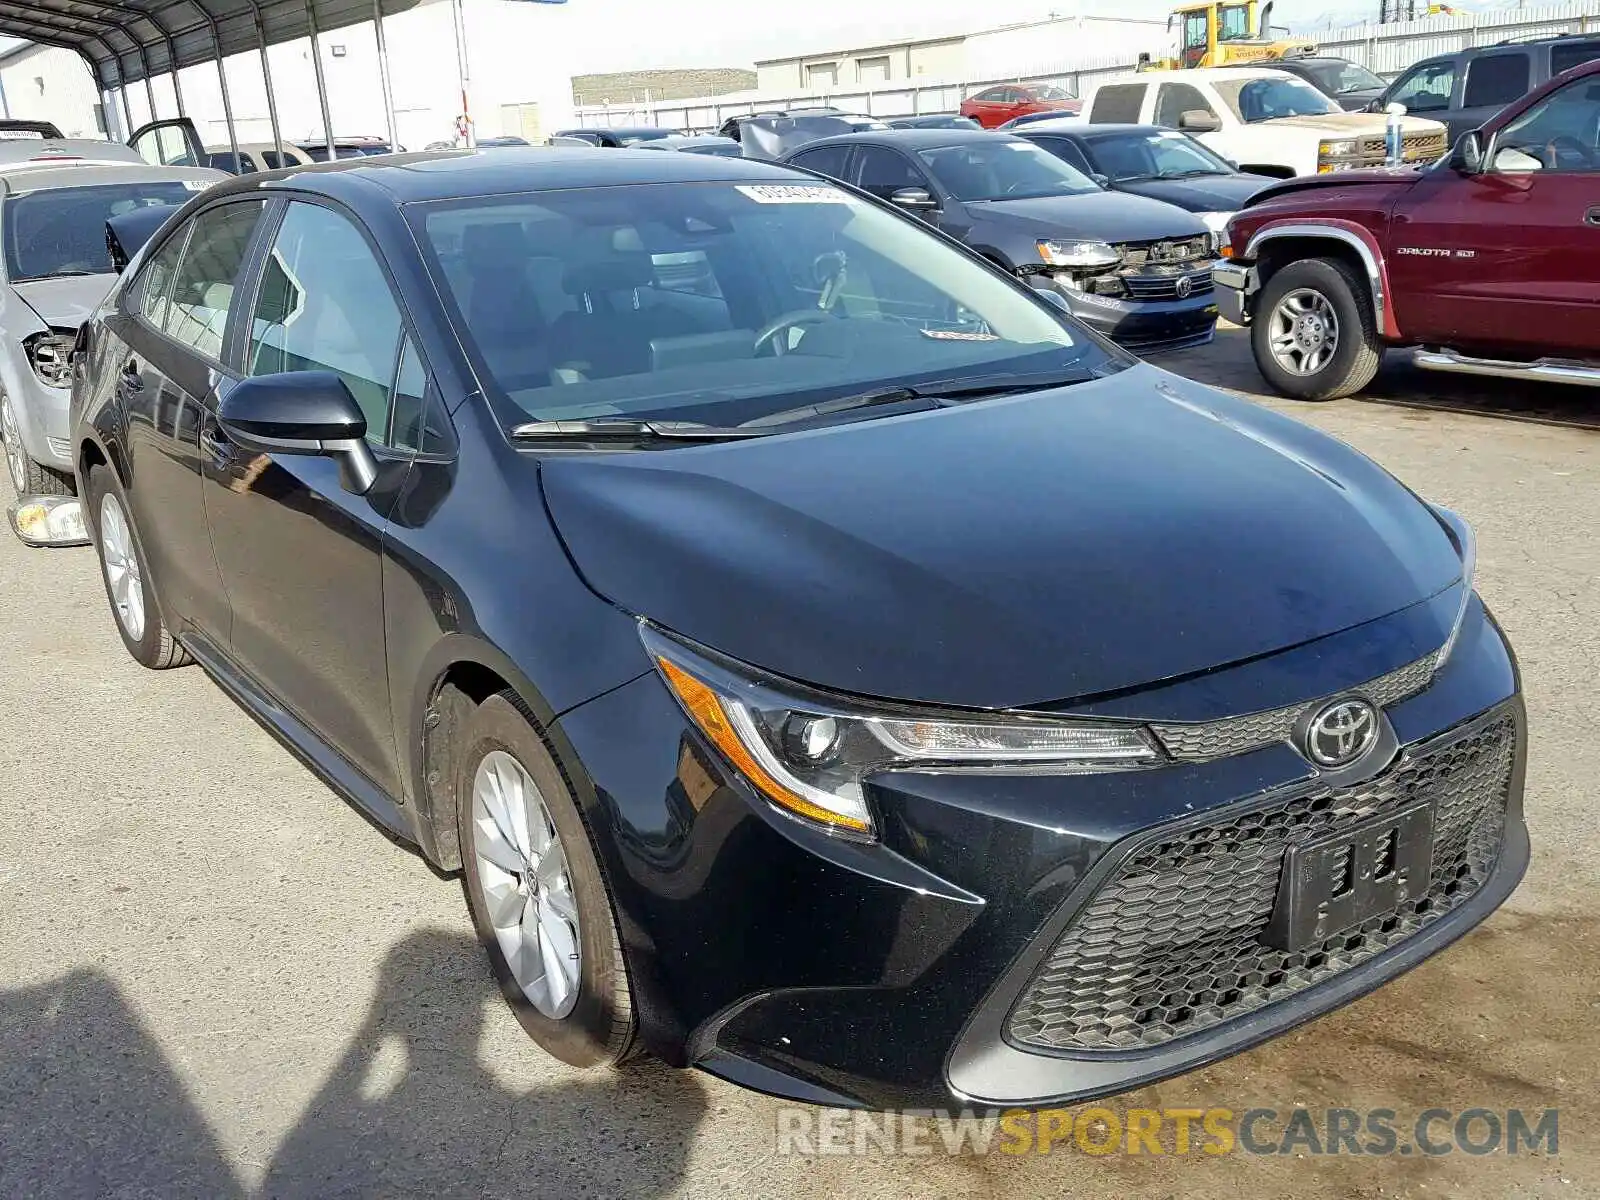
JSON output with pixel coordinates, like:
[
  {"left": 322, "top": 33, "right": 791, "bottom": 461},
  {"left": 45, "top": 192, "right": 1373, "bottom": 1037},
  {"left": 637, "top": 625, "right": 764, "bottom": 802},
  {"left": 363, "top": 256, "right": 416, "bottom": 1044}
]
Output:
[{"left": 218, "top": 371, "right": 378, "bottom": 495}]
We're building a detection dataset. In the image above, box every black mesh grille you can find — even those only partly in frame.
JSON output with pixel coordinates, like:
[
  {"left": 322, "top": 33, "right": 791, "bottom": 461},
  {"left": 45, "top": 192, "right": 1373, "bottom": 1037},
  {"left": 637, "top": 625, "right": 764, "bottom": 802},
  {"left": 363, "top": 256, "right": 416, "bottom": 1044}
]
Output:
[{"left": 1006, "top": 715, "right": 1516, "bottom": 1053}]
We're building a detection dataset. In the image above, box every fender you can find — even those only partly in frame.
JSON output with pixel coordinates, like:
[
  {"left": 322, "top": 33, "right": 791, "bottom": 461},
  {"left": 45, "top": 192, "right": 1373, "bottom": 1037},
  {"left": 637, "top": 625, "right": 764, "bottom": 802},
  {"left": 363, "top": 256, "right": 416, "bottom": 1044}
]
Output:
[{"left": 1245, "top": 219, "right": 1401, "bottom": 340}]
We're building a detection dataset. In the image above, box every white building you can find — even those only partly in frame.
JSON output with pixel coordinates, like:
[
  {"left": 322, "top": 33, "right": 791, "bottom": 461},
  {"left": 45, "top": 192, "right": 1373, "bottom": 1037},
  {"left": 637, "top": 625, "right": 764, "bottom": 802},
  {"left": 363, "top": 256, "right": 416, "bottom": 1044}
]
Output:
[{"left": 0, "top": 0, "right": 581, "bottom": 152}]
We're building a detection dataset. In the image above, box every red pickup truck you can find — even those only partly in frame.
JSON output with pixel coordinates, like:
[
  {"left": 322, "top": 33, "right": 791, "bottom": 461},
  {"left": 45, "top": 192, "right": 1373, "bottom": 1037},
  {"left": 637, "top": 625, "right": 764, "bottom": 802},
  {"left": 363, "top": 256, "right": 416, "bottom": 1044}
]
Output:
[{"left": 1215, "top": 57, "right": 1600, "bottom": 400}]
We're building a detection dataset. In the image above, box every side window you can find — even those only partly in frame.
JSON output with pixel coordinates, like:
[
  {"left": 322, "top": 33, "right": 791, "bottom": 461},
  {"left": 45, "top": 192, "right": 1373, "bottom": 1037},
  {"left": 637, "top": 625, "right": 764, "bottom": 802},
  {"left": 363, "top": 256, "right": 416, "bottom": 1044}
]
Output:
[
  {"left": 789, "top": 145, "right": 852, "bottom": 180},
  {"left": 162, "top": 200, "right": 265, "bottom": 360},
  {"left": 1495, "top": 74, "right": 1600, "bottom": 173},
  {"left": 853, "top": 147, "right": 930, "bottom": 200},
  {"left": 1154, "top": 82, "right": 1217, "bottom": 128},
  {"left": 1032, "top": 136, "right": 1094, "bottom": 174},
  {"left": 1388, "top": 61, "right": 1456, "bottom": 113},
  {"left": 1550, "top": 41, "right": 1600, "bottom": 76},
  {"left": 388, "top": 335, "right": 449, "bottom": 454},
  {"left": 248, "top": 201, "right": 403, "bottom": 446},
  {"left": 974, "top": 87, "right": 1008, "bottom": 102},
  {"left": 1463, "top": 53, "right": 1531, "bottom": 109},
  {"left": 1090, "top": 83, "right": 1147, "bottom": 123},
  {"left": 133, "top": 226, "right": 189, "bottom": 330}
]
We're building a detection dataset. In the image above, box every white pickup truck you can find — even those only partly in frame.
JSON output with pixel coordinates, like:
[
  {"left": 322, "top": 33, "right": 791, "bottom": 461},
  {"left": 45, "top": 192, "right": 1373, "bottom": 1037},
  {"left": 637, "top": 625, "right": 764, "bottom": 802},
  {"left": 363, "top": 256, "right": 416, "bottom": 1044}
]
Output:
[{"left": 1075, "top": 66, "right": 1448, "bottom": 177}]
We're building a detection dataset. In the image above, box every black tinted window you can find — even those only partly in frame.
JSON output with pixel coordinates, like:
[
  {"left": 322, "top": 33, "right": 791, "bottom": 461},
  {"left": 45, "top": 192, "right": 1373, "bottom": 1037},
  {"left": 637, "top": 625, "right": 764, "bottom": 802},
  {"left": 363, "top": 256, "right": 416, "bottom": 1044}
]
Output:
[
  {"left": 3, "top": 181, "right": 194, "bottom": 281},
  {"left": 164, "top": 200, "right": 264, "bottom": 360},
  {"left": 1090, "top": 84, "right": 1145, "bottom": 123},
  {"left": 789, "top": 145, "right": 852, "bottom": 180},
  {"left": 854, "top": 147, "right": 927, "bottom": 199},
  {"left": 388, "top": 335, "right": 449, "bottom": 453},
  {"left": 1154, "top": 82, "right": 1216, "bottom": 128},
  {"left": 249, "top": 201, "right": 403, "bottom": 445},
  {"left": 1551, "top": 41, "right": 1600, "bottom": 76},
  {"left": 1463, "top": 53, "right": 1530, "bottom": 108}
]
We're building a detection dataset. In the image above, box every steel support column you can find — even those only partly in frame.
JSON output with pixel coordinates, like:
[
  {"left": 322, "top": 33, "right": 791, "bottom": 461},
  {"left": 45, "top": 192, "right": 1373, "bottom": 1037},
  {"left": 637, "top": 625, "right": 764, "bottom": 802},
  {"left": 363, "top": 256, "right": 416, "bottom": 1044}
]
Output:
[
  {"left": 305, "top": 0, "right": 336, "bottom": 153},
  {"left": 251, "top": 10, "right": 283, "bottom": 154},
  {"left": 449, "top": 0, "right": 474, "bottom": 147},
  {"left": 372, "top": 0, "right": 399, "bottom": 151}
]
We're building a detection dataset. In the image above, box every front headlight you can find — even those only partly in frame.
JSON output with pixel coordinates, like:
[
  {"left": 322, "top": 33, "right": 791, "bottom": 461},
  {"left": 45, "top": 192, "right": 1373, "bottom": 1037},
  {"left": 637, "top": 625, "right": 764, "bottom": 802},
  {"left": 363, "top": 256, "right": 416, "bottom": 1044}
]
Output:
[
  {"left": 1037, "top": 239, "right": 1121, "bottom": 269},
  {"left": 24, "top": 330, "right": 75, "bottom": 389},
  {"left": 1318, "top": 138, "right": 1357, "bottom": 158},
  {"left": 1429, "top": 505, "right": 1476, "bottom": 669},
  {"left": 645, "top": 626, "right": 1158, "bottom": 839},
  {"left": 1197, "top": 211, "right": 1234, "bottom": 253}
]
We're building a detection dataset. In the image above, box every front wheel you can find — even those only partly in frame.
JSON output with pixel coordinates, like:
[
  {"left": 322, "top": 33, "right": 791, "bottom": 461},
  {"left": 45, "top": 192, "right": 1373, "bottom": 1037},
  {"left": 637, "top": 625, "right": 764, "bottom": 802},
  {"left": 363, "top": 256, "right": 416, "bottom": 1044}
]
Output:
[
  {"left": 457, "top": 693, "right": 637, "bottom": 1067},
  {"left": 1250, "top": 257, "right": 1383, "bottom": 401}
]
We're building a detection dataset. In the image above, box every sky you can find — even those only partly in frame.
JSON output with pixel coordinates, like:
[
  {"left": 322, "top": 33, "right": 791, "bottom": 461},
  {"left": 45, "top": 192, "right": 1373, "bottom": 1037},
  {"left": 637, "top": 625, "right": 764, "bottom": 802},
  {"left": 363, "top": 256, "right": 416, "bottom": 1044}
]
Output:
[{"left": 554, "top": 0, "right": 1390, "bottom": 73}]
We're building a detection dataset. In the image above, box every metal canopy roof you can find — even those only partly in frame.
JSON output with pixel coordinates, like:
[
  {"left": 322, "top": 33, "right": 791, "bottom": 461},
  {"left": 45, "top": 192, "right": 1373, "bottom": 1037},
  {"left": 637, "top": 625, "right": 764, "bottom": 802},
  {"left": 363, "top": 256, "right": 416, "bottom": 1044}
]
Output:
[{"left": 0, "top": 0, "right": 421, "bottom": 91}]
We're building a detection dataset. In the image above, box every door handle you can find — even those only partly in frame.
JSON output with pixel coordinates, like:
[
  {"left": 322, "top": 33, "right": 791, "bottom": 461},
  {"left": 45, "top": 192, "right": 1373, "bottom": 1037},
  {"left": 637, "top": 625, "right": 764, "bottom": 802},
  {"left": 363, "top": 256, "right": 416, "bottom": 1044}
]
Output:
[
  {"left": 117, "top": 360, "right": 144, "bottom": 393},
  {"left": 1586, "top": 207, "right": 1600, "bottom": 227},
  {"left": 200, "top": 426, "right": 236, "bottom": 468}
]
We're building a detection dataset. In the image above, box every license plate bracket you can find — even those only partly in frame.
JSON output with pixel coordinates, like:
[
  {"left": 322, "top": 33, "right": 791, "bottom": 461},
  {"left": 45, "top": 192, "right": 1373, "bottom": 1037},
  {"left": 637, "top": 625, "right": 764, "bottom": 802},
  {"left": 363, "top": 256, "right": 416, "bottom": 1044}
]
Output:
[{"left": 1264, "top": 801, "right": 1434, "bottom": 952}]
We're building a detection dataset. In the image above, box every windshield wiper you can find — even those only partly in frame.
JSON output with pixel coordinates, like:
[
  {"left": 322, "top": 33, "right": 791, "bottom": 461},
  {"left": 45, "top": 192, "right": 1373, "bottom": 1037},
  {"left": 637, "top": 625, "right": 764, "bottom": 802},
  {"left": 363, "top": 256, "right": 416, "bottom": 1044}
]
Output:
[
  {"left": 1159, "top": 168, "right": 1224, "bottom": 179},
  {"left": 741, "top": 368, "right": 1104, "bottom": 430},
  {"left": 509, "top": 417, "right": 764, "bottom": 442}
]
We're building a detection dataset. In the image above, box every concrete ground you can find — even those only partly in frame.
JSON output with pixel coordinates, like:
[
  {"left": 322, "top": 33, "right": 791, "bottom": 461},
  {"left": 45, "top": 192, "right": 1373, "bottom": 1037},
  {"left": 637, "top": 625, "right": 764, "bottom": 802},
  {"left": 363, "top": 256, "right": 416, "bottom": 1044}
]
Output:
[{"left": 0, "top": 329, "right": 1594, "bottom": 1198}]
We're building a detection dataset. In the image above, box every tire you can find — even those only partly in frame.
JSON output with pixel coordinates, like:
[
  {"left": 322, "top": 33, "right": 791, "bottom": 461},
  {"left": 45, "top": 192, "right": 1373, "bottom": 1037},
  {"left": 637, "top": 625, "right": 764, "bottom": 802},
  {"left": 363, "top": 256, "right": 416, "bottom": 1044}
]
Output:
[
  {"left": 0, "top": 394, "right": 73, "bottom": 497},
  {"left": 456, "top": 692, "right": 636, "bottom": 1067},
  {"left": 1250, "top": 257, "right": 1383, "bottom": 401},
  {"left": 85, "top": 465, "right": 191, "bottom": 670}
]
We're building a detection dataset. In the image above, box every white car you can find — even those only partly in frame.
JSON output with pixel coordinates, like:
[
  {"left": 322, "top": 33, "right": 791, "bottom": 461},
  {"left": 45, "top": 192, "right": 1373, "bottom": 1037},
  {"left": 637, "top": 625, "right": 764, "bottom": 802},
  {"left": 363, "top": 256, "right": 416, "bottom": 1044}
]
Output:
[
  {"left": 0, "top": 128, "right": 224, "bottom": 542},
  {"left": 1077, "top": 67, "right": 1448, "bottom": 177},
  {"left": 202, "top": 141, "right": 314, "bottom": 174}
]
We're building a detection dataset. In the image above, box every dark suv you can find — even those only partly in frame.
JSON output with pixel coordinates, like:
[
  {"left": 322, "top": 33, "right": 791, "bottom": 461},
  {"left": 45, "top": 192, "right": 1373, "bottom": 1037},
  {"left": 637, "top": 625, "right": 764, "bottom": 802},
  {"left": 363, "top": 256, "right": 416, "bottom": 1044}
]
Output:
[
  {"left": 1371, "top": 33, "right": 1600, "bottom": 140},
  {"left": 1220, "top": 55, "right": 1388, "bottom": 111}
]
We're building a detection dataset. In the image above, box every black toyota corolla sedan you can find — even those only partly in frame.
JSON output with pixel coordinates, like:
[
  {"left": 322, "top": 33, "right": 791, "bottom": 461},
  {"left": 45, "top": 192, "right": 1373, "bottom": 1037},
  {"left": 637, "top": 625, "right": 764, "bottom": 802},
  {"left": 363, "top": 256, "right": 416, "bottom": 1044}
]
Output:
[{"left": 70, "top": 147, "right": 1526, "bottom": 1111}]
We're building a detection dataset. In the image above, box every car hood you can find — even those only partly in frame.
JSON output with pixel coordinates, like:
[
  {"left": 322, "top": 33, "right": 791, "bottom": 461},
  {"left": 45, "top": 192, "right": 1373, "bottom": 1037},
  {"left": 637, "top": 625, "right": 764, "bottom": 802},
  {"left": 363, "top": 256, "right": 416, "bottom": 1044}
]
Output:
[
  {"left": 540, "top": 365, "right": 1464, "bottom": 709},
  {"left": 1248, "top": 164, "right": 1426, "bottom": 207},
  {"left": 970, "top": 190, "right": 1206, "bottom": 242},
  {"left": 11, "top": 274, "right": 115, "bottom": 330},
  {"left": 1118, "top": 173, "right": 1275, "bottom": 211},
  {"left": 1261, "top": 112, "right": 1444, "bottom": 137}
]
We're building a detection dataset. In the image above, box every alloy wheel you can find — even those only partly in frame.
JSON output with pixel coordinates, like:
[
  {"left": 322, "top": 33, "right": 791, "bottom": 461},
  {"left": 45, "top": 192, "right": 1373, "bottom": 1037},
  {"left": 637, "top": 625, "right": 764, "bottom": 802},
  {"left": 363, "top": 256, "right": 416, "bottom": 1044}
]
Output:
[
  {"left": 470, "top": 749, "right": 582, "bottom": 1018},
  {"left": 98, "top": 492, "right": 146, "bottom": 641},
  {"left": 1, "top": 397, "right": 25, "bottom": 494},
  {"left": 1267, "top": 288, "right": 1340, "bottom": 377}
]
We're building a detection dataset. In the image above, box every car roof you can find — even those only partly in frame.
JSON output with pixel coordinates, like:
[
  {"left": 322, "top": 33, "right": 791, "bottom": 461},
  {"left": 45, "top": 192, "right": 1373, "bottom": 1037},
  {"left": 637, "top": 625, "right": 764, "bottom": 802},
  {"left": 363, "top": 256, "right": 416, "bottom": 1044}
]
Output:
[
  {"left": 788, "top": 128, "right": 1023, "bottom": 151},
  {"left": 0, "top": 138, "right": 143, "bottom": 168},
  {"left": 0, "top": 157, "right": 223, "bottom": 194},
  {"left": 1119, "top": 66, "right": 1290, "bottom": 83},
  {"left": 1020, "top": 122, "right": 1161, "bottom": 138},
  {"left": 199, "top": 145, "right": 812, "bottom": 207}
]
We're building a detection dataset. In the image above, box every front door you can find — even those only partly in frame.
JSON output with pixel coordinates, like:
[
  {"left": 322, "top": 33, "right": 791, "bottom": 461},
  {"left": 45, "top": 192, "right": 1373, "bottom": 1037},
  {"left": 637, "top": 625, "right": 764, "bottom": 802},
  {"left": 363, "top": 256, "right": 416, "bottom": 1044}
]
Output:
[
  {"left": 127, "top": 118, "right": 206, "bottom": 167},
  {"left": 111, "top": 198, "right": 266, "bottom": 641},
  {"left": 201, "top": 199, "right": 411, "bottom": 796},
  {"left": 1391, "top": 74, "right": 1600, "bottom": 356}
]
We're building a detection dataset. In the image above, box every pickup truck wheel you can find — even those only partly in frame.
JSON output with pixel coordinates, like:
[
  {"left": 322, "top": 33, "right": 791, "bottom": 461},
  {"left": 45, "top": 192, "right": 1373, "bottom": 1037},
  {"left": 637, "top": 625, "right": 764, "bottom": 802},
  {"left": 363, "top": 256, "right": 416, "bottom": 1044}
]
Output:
[{"left": 1251, "top": 258, "right": 1382, "bottom": 401}]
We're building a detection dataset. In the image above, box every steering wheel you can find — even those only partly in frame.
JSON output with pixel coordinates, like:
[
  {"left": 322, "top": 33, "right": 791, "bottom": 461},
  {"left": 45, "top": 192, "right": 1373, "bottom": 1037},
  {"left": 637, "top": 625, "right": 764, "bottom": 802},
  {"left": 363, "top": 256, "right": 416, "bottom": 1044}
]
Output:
[
  {"left": 752, "top": 309, "right": 833, "bottom": 357},
  {"left": 1543, "top": 135, "right": 1594, "bottom": 171}
]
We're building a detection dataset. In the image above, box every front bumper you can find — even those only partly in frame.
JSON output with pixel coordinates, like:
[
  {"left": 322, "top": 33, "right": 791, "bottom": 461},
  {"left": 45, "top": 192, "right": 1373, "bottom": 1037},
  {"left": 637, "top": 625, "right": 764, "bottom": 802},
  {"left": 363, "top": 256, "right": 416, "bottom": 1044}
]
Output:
[
  {"left": 2, "top": 363, "right": 74, "bottom": 471},
  {"left": 1213, "top": 261, "right": 1256, "bottom": 326},
  {"left": 553, "top": 596, "right": 1525, "bottom": 1110},
  {"left": 1034, "top": 276, "right": 1220, "bottom": 354}
]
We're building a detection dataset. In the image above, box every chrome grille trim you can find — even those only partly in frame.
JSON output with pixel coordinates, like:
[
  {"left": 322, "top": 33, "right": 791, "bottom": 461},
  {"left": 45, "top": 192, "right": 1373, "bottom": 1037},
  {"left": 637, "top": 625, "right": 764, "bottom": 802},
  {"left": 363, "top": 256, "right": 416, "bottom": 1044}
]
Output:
[{"left": 1151, "top": 653, "right": 1435, "bottom": 763}]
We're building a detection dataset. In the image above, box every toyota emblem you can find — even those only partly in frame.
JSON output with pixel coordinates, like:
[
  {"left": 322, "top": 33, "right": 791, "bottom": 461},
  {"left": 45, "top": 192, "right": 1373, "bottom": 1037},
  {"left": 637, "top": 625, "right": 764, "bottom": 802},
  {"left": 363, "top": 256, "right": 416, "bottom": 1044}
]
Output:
[
  {"left": 1174, "top": 274, "right": 1193, "bottom": 299},
  {"left": 1301, "top": 698, "right": 1379, "bottom": 768}
]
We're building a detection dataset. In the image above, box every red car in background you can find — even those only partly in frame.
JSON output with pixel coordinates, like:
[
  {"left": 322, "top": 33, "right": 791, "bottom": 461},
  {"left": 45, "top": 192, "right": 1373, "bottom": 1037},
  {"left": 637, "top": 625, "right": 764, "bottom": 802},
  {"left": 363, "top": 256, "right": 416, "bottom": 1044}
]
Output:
[{"left": 959, "top": 83, "right": 1081, "bottom": 128}]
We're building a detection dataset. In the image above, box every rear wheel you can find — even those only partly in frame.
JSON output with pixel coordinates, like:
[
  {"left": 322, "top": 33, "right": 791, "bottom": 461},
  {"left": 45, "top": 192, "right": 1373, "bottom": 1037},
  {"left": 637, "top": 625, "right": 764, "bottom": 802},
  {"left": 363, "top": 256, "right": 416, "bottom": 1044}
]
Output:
[
  {"left": 1251, "top": 257, "right": 1383, "bottom": 401},
  {"left": 457, "top": 693, "right": 636, "bottom": 1067},
  {"left": 0, "top": 395, "right": 72, "bottom": 497},
  {"left": 85, "top": 465, "right": 191, "bottom": 669}
]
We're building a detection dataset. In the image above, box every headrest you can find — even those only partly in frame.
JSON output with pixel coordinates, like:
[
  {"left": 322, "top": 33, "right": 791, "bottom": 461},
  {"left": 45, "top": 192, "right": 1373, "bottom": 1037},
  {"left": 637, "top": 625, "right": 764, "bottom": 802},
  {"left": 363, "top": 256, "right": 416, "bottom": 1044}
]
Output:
[
  {"left": 463, "top": 222, "right": 528, "bottom": 271},
  {"left": 562, "top": 253, "right": 654, "bottom": 295}
]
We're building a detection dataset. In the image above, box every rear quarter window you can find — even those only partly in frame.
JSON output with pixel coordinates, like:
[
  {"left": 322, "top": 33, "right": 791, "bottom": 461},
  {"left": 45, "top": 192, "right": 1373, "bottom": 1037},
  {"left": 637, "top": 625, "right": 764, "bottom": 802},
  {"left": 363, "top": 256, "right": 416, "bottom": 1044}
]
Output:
[
  {"left": 1463, "top": 52, "right": 1531, "bottom": 108},
  {"left": 1550, "top": 41, "right": 1600, "bottom": 76},
  {"left": 1090, "top": 83, "right": 1147, "bottom": 123}
]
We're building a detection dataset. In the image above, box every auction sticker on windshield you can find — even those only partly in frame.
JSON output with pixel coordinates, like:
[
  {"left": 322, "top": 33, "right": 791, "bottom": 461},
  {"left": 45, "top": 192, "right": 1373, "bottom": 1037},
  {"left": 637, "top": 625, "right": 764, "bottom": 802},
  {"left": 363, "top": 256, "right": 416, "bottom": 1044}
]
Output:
[{"left": 735, "top": 184, "right": 854, "bottom": 204}]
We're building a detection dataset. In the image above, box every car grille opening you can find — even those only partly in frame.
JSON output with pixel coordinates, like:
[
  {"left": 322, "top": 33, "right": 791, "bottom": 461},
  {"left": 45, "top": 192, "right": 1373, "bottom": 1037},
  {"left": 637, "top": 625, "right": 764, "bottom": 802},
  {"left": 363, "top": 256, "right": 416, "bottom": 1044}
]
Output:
[
  {"left": 1357, "top": 130, "right": 1448, "bottom": 165},
  {"left": 1123, "top": 270, "right": 1215, "bottom": 300},
  {"left": 1005, "top": 714, "right": 1515, "bottom": 1053}
]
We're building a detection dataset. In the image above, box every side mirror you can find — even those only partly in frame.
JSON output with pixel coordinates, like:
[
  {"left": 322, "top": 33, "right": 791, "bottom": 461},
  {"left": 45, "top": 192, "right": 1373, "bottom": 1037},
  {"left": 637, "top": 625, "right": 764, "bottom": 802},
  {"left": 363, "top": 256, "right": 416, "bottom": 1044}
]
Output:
[
  {"left": 1178, "top": 109, "right": 1222, "bottom": 134},
  {"left": 1035, "top": 288, "right": 1072, "bottom": 314},
  {"left": 1449, "top": 129, "right": 1485, "bottom": 175},
  {"left": 1364, "top": 98, "right": 1383, "bottom": 114},
  {"left": 889, "top": 186, "right": 938, "bottom": 210},
  {"left": 217, "top": 371, "right": 378, "bottom": 495}
]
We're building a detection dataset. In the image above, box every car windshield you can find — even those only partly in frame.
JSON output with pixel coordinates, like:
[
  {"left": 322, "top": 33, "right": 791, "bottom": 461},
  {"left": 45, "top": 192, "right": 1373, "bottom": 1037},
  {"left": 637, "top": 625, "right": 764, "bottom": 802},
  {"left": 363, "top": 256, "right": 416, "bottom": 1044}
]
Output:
[
  {"left": 1303, "top": 60, "right": 1386, "bottom": 95},
  {"left": 1216, "top": 76, "right": 1341, "bottom": 122},
  {"left": 919, "top": 141, "right": 1100, "bottom": 201},
  {"left": 1088, "top": 130, "right": 1235, "bottom": 179},
  {"left": 4, "top": 181, "right": 193, "bottom": 281},
  {"left": 415, "top": 181, "right": 1119, "bottom": 430}
]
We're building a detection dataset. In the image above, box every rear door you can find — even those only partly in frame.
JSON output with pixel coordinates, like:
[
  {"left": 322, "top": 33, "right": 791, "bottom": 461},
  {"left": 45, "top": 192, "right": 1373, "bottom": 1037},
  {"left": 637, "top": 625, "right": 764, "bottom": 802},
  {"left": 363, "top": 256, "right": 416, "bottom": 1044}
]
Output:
[
  {"left": 109, "top": 198, "right": 267, "bottom": 642},
  {"left": 201, "top": 197, "right": 417, "bottom": 796},
  {"left": 1390, "top": 72, "right": 1600, "bottom": 355},
  {"left": 127, "top": 118, "right": 206, "bottom": 168}
]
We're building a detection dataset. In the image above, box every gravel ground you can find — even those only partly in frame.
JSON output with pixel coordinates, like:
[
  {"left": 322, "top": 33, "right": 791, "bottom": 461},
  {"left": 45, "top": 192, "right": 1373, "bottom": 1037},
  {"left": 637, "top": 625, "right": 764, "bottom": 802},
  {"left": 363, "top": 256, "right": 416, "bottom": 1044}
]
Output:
[{"left": 0, "top": 329, "right": 1593, "bottom": 1198}]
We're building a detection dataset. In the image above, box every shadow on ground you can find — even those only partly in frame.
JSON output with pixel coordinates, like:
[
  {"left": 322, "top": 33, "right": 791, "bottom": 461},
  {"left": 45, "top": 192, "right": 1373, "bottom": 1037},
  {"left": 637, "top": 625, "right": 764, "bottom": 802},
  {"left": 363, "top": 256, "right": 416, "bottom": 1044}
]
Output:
[
  {"left": 1154, "top": 326, "right": 1600, "bottom": 431},
  {"left": 0, "top": 929, "right": 708, "bottom": 1199}
]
